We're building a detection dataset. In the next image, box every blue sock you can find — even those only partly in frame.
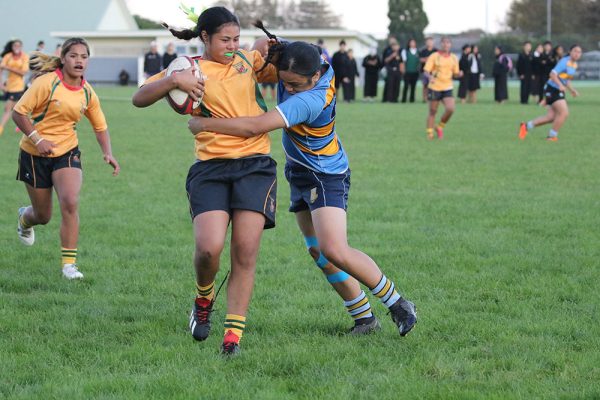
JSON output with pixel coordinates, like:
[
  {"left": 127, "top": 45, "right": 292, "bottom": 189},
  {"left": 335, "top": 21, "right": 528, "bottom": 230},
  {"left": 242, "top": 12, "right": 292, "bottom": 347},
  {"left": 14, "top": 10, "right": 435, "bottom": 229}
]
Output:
[
  {"left": 526, "top": 121, "right": 535, "bottom": 130},
  {"left": 548, "top": 129, "right": 558, "bottom": 138}
]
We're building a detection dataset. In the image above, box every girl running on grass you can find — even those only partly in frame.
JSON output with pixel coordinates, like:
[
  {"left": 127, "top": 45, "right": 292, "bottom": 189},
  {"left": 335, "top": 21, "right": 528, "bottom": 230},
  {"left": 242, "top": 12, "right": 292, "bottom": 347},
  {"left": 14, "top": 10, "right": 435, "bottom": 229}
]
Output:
[
  {"left": 188, "top": 37, "right": 418, "bottom": 339},
  {"left": 519, "top": 45, "right": 582, "bottom": 142},
  {"left": 0, "top": 39, "right": 29, "bottom": 135},
  {"left": 422, "top": 37, "right": 462, "bottom": 140},
  {"left": 133, "top": 6, "right": 282, "bottom": 356},
  {"left": 13, "top": 37, "right": 120, "bottom": 279}
]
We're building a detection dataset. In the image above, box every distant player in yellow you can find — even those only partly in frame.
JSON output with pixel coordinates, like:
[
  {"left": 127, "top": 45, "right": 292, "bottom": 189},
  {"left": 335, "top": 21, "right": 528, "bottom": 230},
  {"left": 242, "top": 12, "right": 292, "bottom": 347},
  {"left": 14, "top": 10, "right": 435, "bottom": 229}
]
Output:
[
  {"left": 0, "top": 39, "right": 29, "bottom": 135},
  {"left": 423, "top": 37, "right": 462, "bottom": 140},
  {"left": 133, "top": 6, "right": 279, "bottom": 356},
  {"left": 12, "top": 38, "right": 120, "bottom": 279}
]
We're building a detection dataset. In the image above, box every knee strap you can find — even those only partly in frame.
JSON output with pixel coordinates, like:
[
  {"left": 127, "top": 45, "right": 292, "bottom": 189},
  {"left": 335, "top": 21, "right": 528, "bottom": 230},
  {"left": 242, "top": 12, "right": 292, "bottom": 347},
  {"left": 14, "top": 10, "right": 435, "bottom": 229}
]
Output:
[
  {"left": 304, "top": 236, "right": 328, "bottom": 269},
  {"left": 326, "top": 271, "right": 350, "bottom": 283}
]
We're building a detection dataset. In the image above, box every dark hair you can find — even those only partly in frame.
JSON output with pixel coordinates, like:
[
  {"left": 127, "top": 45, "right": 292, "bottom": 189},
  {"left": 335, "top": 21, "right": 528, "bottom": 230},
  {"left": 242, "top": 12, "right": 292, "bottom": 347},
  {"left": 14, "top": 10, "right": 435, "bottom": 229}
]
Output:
[
  {"left": 407, "top": 38, "right": 417, "bottom": 48},
  {"left": 462, "top": 44, "right": 471, "bottom": 51},
  {"left": 543, "top": 40, "right": 552, "bottom": 46},
  {"left": 339, "top": 40, "right": 346, "bottom": 46},
  {"left": 570, "top": 44, "right": 581, "bottom": 51},
  {"left": 1, "top": 39, "right": 22, "bottom": 57},
  {"left": 163, "top": 6, "right": 239, "bottom": 43},
  {"left": 37, "top": 40, "right": 45, "bottom": 46},
  {"left": 279, "top": 41, "right": 322, "bottom": 78},
  {"left": 523, "top": 40, "right": 531, "bottom": 46}
]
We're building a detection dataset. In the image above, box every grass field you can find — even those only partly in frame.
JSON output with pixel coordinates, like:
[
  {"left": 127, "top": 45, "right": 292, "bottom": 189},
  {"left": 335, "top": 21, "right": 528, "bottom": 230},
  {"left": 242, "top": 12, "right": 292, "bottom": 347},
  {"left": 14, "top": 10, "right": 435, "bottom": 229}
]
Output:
[{"left": 1, "top": 84, "right": 599, "bottom": 399}]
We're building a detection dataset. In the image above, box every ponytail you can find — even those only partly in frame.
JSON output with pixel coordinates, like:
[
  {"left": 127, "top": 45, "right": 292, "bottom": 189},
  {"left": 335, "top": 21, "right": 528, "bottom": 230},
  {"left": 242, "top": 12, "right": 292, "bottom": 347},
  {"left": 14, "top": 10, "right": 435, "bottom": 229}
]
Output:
[
  {"left": 29, "top": 52, "right": 62, "bottom": 73},
  {"left": 253, "top": 20, "right": 287, "bottom": 73}
]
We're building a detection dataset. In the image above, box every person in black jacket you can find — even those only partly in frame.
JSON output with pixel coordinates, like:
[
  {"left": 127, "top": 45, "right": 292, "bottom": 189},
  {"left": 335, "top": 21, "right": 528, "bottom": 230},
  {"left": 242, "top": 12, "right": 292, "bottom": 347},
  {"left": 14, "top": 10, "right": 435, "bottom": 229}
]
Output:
[
  {"left": 516, "top": 41, "right": 534, "bottom": 104},
  {"left": 342, "top": 49, "right": 359, "bottom": 102},
  {"left": 537, "top": 41, "right": 553, "bottom": 104},
  {"left": 382, "top": 37, "right": 402, "bottom": 103},
  {"left": 531, "top": 43, "right": 543, "bottom": 99},
  {"left": 362, "top": 49, "right": 381, "bottom": 101},
  {"left": 143, "top": 41, "right": 162, "bottom": 78},
  {"left": 457, "top": 44, "right": 471, "bottom": 103},
  {"left": 162, "top": 42, "right": 178, "bottom": 69},
  {"left": 467, "top": 44, "right": 482, "bottom": 103},
  {"left": 493, "top": 45, "right": 510, "bottom": 103},
  {"left": 419, "top": 37, "right": 437, "bottom": 103},
  {"left": 331, "top": 41, "right": 349, "bottom": 87},
  {"left": 331, "top": 40, "right": 350, "bottom": 98}
]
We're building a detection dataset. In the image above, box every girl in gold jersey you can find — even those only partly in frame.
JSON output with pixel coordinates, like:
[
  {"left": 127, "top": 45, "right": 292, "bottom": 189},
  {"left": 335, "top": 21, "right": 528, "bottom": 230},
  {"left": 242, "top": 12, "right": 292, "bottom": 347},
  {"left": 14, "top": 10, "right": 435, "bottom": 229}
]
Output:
[
  {"left": 13, "top": 38, "right": 120, "bottom": 279},
  {"left": 423, "top": 37, "right": 462, "bottom": 140},
  {"left": 0, "top": 39, "right": 29, "bottom": 135},
  {"left": 133, "top": 6, "right": 278, "bottom": 355}
]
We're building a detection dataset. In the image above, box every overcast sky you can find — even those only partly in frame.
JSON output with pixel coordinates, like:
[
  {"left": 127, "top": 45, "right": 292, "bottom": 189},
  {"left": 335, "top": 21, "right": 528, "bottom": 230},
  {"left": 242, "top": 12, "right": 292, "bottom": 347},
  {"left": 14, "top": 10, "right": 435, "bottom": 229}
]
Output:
[{"left": 125, "top": 0, "right": 513, "bottom": 38}]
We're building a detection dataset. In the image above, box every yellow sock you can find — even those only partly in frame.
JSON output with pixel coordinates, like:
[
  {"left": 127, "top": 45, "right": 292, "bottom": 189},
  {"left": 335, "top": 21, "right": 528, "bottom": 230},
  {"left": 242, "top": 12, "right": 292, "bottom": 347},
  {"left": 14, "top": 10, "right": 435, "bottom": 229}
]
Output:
[
  {"left": 61, "top": 247, "right": 77, "bottom": 265},
  {"left": 426, "top": 128, "right": 434, "bottom": 135},
  {"left": 224, "top": 314, "right": 246, "bottom": 341},
  {"left": 437, "top": 121, "right": 446, "bottom": 129},
  {"left": 20, "top": 214, "right": 32, "bottom": 229},
  {"left": 196, "top": 281, "right": 215, "bottom": 300}
]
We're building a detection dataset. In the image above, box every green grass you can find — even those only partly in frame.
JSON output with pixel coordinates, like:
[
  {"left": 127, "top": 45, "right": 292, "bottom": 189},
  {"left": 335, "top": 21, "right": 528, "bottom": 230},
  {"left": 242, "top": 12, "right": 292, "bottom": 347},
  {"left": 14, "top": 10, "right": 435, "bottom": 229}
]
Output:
[{"left": 1, "top": 84, "right": 599, "bottom": 399}]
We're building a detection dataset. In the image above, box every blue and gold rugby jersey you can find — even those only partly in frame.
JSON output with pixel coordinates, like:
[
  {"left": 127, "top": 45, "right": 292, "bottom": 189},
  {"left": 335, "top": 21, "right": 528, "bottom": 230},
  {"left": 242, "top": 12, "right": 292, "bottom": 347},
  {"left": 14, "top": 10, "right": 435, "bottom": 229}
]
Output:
[
  {"left": 547, "top": 56, "right": 578, "bottom": 89},
  {"left": 275, "top": 63, "right": 349, "bottom": 174}
]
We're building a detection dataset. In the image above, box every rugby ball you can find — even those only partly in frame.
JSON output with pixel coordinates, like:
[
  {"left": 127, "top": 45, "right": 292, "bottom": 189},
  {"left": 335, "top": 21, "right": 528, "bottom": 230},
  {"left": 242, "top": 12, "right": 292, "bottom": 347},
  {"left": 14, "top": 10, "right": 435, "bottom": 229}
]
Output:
[{"left": 165, "top": 56, "right": 202, "bottom": 115}]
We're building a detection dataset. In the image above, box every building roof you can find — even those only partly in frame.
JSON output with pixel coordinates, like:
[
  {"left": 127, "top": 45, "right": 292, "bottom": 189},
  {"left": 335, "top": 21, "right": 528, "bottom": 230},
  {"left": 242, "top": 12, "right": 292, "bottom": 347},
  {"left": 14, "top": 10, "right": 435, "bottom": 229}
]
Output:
[
  {"left": 1, "top": 0, "right": 137, "bottom": 51},
  {"left": 51, "top": 29, "right": 378, "bottom": 48}
]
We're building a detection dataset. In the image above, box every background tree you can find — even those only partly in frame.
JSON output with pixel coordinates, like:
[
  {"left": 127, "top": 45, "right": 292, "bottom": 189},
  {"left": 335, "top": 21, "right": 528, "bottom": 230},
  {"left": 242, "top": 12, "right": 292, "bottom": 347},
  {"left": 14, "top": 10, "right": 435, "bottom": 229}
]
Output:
[
  {"left": 506, "top": 0, "right": 588, "bottom": 36},
  {"left": 133, "top": 15, "right": 163, "bottom": 29},
  {"left": 289, "top": 0, "right": 342, "bottom": 29},
  {"left": 387, "top": 0, "right": 428, "bottom": 44}
]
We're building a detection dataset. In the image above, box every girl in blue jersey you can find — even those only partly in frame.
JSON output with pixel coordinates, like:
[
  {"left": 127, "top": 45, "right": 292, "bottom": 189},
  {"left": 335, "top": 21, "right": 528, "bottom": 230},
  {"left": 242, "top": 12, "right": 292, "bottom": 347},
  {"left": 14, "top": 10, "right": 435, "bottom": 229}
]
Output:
[
  {"left": 188, "top": 39, "right": 417, "bottom": 337},
  {"left": 519, "top": 45, "right": 582, "bottom": 141}
]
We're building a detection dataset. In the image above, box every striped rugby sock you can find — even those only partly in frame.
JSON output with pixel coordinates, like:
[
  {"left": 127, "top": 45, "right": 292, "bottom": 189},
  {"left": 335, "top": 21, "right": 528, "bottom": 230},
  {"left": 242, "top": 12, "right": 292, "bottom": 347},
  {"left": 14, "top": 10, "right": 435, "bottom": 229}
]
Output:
[
  {"left": 196, "top": 281, "right": 215, "bottom": 301},
  {"left": 61, "top": 247, "right": 77, "bottom": 265},
  {"left": 344, "top": 291, "right": 373, "bottom": 322},
  {"left": 370, "top": 274, "right": 401, "bottom": 308},
  {"left": 224, "top": 314, "right": 246, "bottom": 342}
]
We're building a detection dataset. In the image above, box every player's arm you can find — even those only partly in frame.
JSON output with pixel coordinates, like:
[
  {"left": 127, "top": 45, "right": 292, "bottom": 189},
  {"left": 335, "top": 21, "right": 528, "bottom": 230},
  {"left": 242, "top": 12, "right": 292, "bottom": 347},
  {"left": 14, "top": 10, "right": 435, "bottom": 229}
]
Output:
[
  {"left": 132, "top": 69, "right": 204, "bottom": 107},
  {"left": 563, "top": 78, "right": 579, "bottom": 97},
  {"left": 2, "top": 65, "right": 27, "bottom": 76},
  {"left": 188, "top": 110, "right": 286, "bottom": 138},
  {"left": 13, "top": 110, "right": 56, "bottom": 156},
  {"left": 94, "top": 129, "right": 120, "bottom": 176},
  {"left": 549, "top": 71, "right": 566, "bottom": 92},
  {"left": 452, "top": 57, "right": 463, "bottom": 78}
]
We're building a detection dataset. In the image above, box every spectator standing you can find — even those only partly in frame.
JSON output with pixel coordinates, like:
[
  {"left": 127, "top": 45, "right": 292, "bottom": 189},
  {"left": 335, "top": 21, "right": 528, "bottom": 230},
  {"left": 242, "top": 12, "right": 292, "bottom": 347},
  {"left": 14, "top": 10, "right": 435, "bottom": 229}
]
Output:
[
  {"left": 457, "top": 44, "right": 471, "bottom": 103},
  {"left": 143, "top": 41, "right": 162, "bottom": 78},
  {"left": 362, "top": 48, "right": 381, "bottom": 101},
  {"left": 401, "top": 38, "right": 420, "bottom": 103},
  {"left": 342, "top": 49, "right": 359, "bottom": 102},
  {"left": 493, "top": 45, "right": 511, "bottom": 104},
  {"left": 331, "top": 40, "right": 350, "bottom": 96},
  {"left": 467, "top": 44, "right": 482, "bottom": 103},
  {"left": 382, "top": 37, "right": 402, "bottom": 103},
  {"left": 517, "top": 41, "right": 534, "bottom": 104},
  {"left": 419, "top": 37, "right": 437, "bottom": 102},
  {"left": 162, "top": 42, "right": 178, "bottom": 69}
]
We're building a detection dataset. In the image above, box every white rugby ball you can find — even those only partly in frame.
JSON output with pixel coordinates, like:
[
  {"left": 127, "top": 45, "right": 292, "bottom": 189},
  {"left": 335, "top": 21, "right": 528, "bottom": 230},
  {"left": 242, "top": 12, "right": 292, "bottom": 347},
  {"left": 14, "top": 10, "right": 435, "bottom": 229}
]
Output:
[{"left": 165, "top": 56, "right": 202, "bottom": 115}]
